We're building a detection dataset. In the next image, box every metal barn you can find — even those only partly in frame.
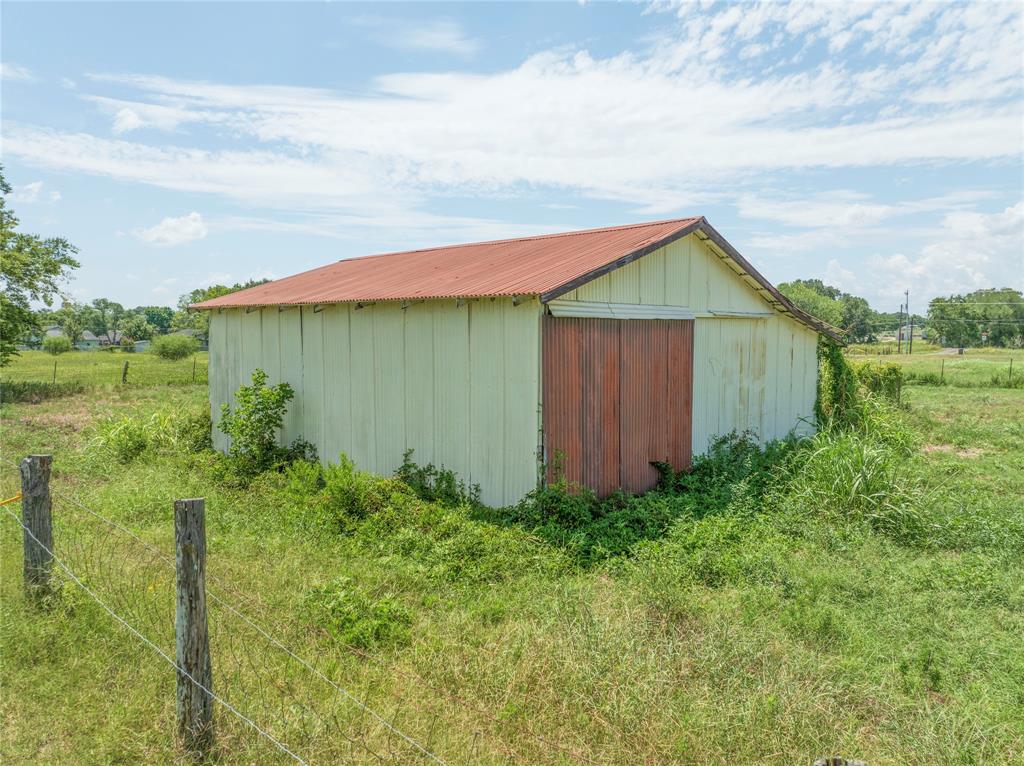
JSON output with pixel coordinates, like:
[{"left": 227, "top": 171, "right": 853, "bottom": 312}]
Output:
[{"left": 195, "top": 218, "right": 838, "bottom": 507}]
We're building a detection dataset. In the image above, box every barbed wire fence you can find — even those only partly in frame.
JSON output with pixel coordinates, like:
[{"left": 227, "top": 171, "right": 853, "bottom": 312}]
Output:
[{"left": 0, "top": 456, "right": 600, "bottom": 765}]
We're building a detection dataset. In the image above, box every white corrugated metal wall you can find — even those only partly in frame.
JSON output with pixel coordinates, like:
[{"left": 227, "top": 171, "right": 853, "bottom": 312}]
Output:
[
  {"left": 556, "top": 232, "right": 820, "bottom": 452},
  {"left": 209, "top": 297, "right": 541, "bottom": 507}
]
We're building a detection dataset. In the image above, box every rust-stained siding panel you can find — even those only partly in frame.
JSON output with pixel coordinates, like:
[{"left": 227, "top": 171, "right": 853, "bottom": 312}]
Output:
[{"left": 543, "top": 316, "right": 694, "bottom": 496}]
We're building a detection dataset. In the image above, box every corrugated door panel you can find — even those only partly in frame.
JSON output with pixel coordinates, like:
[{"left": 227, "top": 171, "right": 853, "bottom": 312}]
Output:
[
  {"left": 581, "top": 319, "right": 620, "bottom": 496},
  {"left": 667, "top": 320, "right": 694, "bottom": 470},
  {"left": 543, "top": 317, "right": 584, "bottom": 487},
  {"left": 618, "top": 320, "right": 647, "bottom": 491}
]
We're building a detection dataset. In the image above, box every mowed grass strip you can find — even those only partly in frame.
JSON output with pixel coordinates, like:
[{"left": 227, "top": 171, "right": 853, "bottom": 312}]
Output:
[
  {"left": 1, "top": 382, "right": 1022, "bottom": 764},
  {"left": 847, "top": 346, "right": 1022, "bottom": 388},
  {"left": 0, "top": 350, "right": 208, "bottom": 387}
]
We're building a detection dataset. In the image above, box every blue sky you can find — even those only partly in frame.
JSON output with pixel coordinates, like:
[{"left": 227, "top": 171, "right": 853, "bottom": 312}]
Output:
[{"left": 2, "top": 1, "right": 1022, "bottom": 312}]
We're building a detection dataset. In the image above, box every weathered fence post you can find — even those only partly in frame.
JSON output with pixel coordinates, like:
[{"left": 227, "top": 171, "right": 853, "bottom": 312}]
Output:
[
  {"left": 121, "top": 360, "right": 130, "bottom": 385},
  {"left": 20, "top": 455, "right": 54, "bottom": 602},
  {"left": 52, "top": 360, "right": 57, "bottom": 383},
  {"left": 192, "top": 356, "right": 197, "bottom": 384},
  {"left": 175, "top": 498, "right": 214, "bottom": 757}
]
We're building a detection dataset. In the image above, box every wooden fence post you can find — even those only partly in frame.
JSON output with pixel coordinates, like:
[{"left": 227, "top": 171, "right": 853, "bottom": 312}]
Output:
[
  {"left": 52, "top": 360, "right": 57, "bottom": 383},
  {"left": 20, "top": 455, "right": 54, "bottom": 602},
  {"left": 175, "top": 498, "right": 214, "bottom": 757},
  {"left": 121, "top": 360, "right": 130, "bottom": 385}
]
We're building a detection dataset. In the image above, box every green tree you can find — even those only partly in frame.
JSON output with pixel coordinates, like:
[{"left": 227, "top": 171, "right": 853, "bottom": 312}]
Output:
[
  {"left": 928, "top": 289, "right": 1023, "bottom": 348},
  {"left": 839, "top": 294, "right": 875, "bottom": 343},
  {"left": 0, "top": 167, "right": 80, "bottom": 365},
  {"left": 778, "top": 281, "right": 844, "bottom": 328},
  {"left": 120, "top": 313, "right": 155, "bottom": 342},
  {"left": 88, "top": 298, "right": 126, "bottom": 343},
  {"left": 55, "top": 304, "right": 88, "bottom": 346},
  {"left": 136, "top": 305, "right": 175, "bottom": 335},
  {"left": 174, "top": 279, "right": 270, "bottom": 339}
]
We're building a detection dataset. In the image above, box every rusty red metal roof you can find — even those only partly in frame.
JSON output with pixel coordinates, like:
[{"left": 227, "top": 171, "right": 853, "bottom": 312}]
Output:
[
  {"left": 190, "top": 216, "right": 841, "bottom": 340},
  {"left": 192, "top": 218, "right": 701, "bottom": 308}
]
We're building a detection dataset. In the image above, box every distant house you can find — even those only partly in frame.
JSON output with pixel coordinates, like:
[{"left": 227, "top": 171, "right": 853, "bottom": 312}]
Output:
[{"left": 77, "top": 330, "right": 102, "bottom": 350}]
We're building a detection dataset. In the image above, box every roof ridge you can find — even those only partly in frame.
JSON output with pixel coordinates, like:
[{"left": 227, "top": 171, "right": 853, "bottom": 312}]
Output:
[{"left": 337, "top": 216, "right": 703, "bottom": 264}]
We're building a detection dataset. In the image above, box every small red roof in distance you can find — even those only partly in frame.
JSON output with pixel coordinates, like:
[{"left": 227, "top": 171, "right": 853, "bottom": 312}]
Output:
[{"left": 192, "top": 218, "right": 703, "bottom": 309}]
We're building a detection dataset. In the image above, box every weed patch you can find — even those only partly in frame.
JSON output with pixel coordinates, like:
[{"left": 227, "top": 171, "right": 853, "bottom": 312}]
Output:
[
  {"left": 302, "top": 576, "right": 412, "bottom": 650},
  {"left": 0, "top": 380, "right": 88, "bottom": 403}
]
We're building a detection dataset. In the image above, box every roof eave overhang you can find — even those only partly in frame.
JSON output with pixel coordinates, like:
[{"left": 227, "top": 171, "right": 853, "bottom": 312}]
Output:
[{"left": 540, "top": 217, "right": 843, "bottom": 343}]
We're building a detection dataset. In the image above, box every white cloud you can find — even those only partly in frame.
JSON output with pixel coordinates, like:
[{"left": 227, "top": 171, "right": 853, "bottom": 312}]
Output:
[
  {"left": 135, "top": 212, "right": 209, "bottom": 247},
  {"left": 355, "top": 17, "right": 480, "bottom": 55},
  {"left": 0, "top": 62, "right": 32, "bottom": 81},
  {"left": 112, "top": 107, "right": 144, "bottom": 134},
  {"left": 6, "top": 180, "right": 61, "bottom": 204},
  {"left": 853, "top": 202, "right": 1023, "bottom": 305}
]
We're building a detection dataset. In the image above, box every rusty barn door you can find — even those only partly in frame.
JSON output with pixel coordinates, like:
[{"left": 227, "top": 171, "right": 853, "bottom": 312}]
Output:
[{"left": 542, "top": 316, "right": 693, "bottom": 496}]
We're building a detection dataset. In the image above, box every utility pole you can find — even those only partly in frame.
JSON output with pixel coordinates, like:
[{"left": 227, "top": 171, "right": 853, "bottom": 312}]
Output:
[
  {"left": 897, "top": 300, "right": 904, "bottom": 354},
  {"left": 907, "top": 289, "right": 913, "bottom": 355}
]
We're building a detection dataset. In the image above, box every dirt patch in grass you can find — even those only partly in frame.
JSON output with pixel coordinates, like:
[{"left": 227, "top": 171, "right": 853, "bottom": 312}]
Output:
[{"left": 922, "top": 444, "right": 984, "bottom": 458}]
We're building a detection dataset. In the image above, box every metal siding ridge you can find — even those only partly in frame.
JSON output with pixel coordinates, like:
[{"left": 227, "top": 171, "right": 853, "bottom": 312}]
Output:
[{"left": 547, "top": 300, "right": 696, "bottom": 320}]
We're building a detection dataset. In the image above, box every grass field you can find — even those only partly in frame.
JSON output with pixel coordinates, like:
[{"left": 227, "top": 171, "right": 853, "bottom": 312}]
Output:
[
  {"left": 1, "top": 376, "right": 1022, "bottom": 764},
  {"left": 847, "top": 346, "right": 1021, "bottom": 389},
  {"left": 0, "top": 349, "right": 209, "bottom": 387}
]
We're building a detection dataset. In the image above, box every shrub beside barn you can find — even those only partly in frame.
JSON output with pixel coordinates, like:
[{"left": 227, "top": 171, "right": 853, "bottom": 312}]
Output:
[{"left": 194, "top": 218, "right": 838, "bottom": 506}]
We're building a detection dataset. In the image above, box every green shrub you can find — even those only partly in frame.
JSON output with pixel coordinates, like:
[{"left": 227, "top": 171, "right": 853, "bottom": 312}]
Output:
[
  {"left": 218, "top": 369, "right": 312, "bottom": 476},
  {"left": 816, "top": 338, "right": 860, "bottom": 427},
  {"left": 0, "top": 380, "right": 87, "bottom": 403},
  {"left": 151, "top": 334, "right": 198, "bottom": 360},
  {"left": 90, "top": 409, "right": 213, "bottom": 462},
  {"left": 853, "top": 360, "right": 904, "bottom": 402},
  {"left": 92, "top": 416, "right": 149, "bottom": 463},
  {"left": 302, "top": 576, "right": 412, "bottom": 650},
  {"left": 395, "top": 449, "right": 480, "bottom": 507},
  {"left": 42, "top": 335, "right": 72, "bottom": 355}
]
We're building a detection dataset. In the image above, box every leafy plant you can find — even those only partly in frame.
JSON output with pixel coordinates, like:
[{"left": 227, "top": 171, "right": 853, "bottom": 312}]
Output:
[
  {"left": 151, "top": 334, "right": 198, "bottom": 360},
  {"left": 816, "top": 338, "right": 860, "bottom": 427},
  {"left": 302, "top": 577, "right": 412, "bottom": 650},
  {"left": 218, "top": 369, "right": 308, "bottom": 476},
  {"left": 42, "top": 335, "right": 72, "bottom": 355},
  {"left": 853, "top": 360, "right": 905, "bottom": 402},
  {"left": 395, "top": 449, "right": 480, "bottom": 507}
]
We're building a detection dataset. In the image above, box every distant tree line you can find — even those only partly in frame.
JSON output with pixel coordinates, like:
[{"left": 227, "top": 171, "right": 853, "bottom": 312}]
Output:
[
  {"left": 776, "top": 279, "right": 923, "bottom": 344},
  {"left": 927, "top": 288, "right": 1024, "bottom": 348},
  {"left": 29, "top": 279, "right": 270, "bottom": 350},
  {"left": 779, "top": 279, "right": 1023, "bottom": 348}
]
